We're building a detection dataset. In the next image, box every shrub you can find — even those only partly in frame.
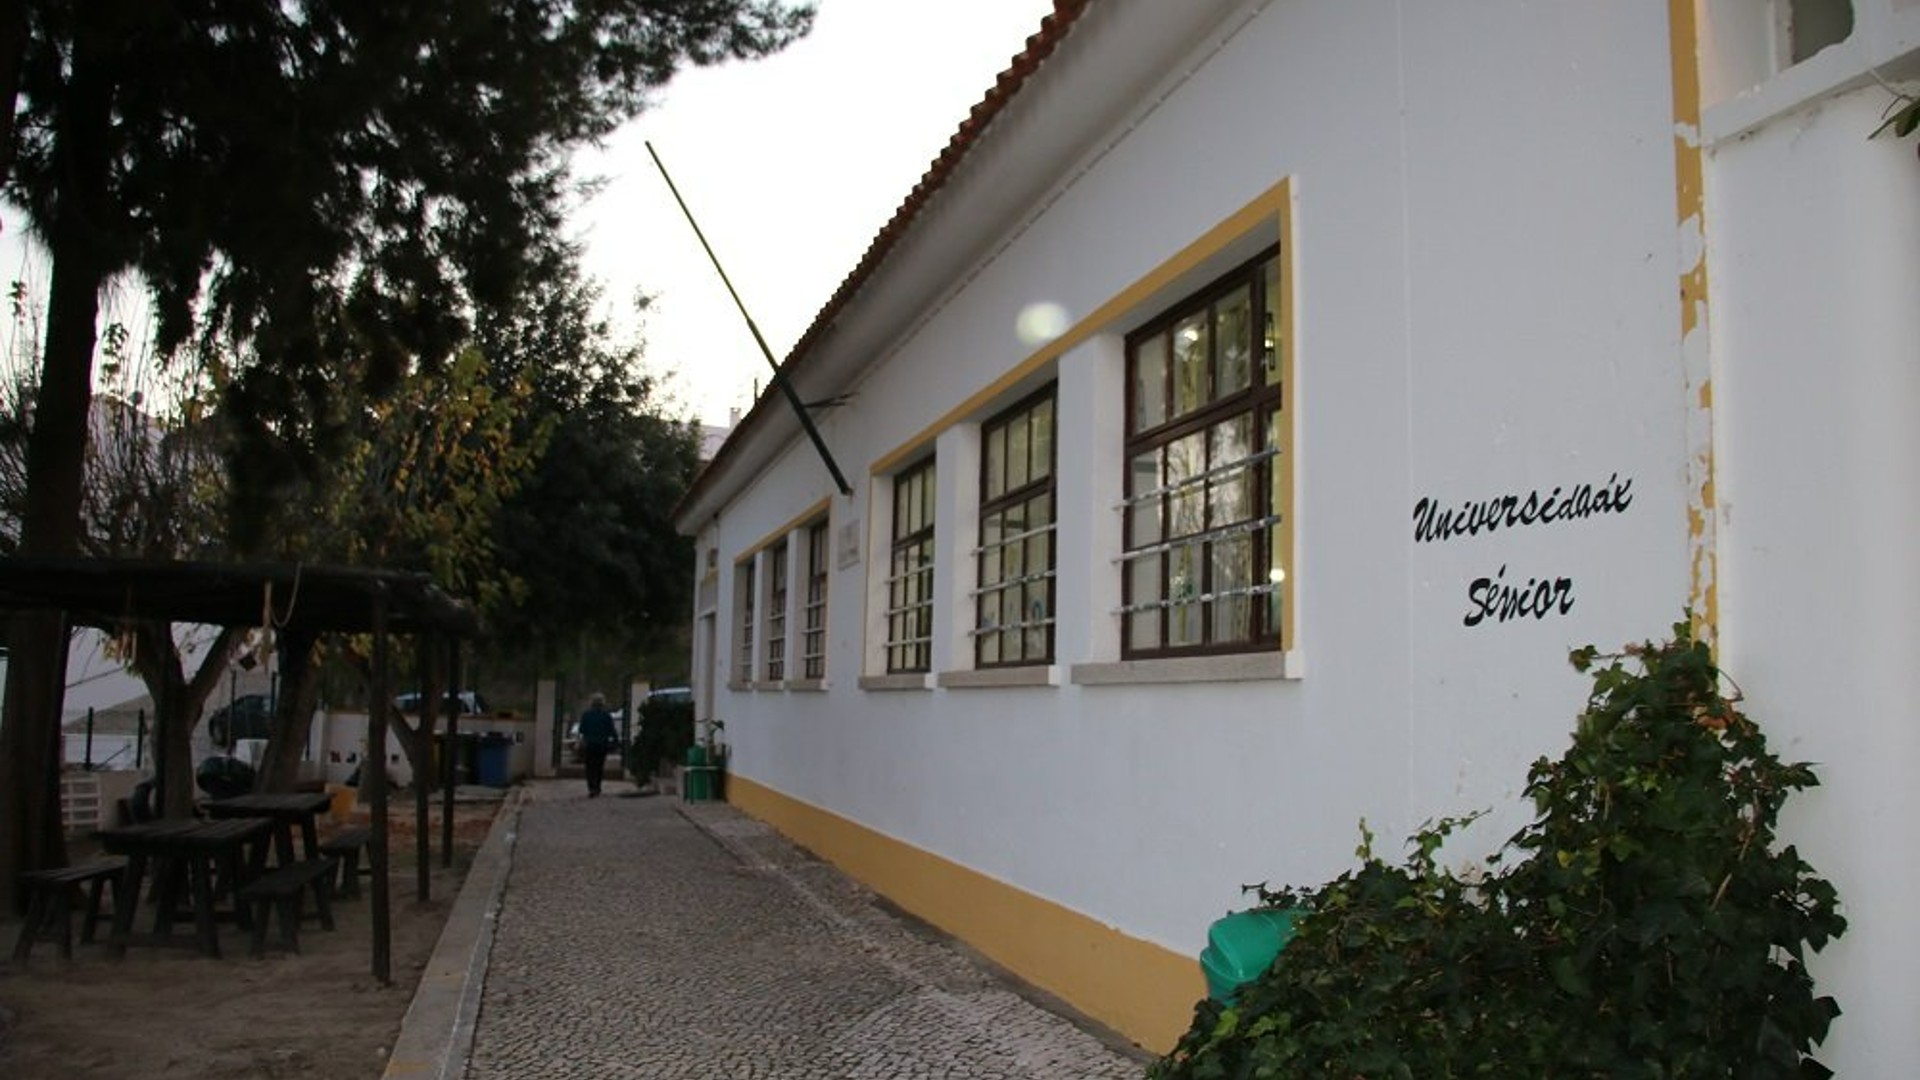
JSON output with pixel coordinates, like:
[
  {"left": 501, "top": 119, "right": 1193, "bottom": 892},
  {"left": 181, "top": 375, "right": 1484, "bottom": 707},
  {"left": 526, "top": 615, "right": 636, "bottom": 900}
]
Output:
[
  {"left": 627, "top": 694, "right": 694, "bottom": 782},
  {"left": 1152, "top": 624, "right": 1845, "bottom": 1079}
]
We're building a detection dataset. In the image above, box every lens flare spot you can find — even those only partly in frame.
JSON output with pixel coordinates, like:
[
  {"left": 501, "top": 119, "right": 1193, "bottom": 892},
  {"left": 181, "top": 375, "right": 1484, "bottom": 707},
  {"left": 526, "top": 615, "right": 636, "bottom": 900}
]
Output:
[{"left": 1015, "top": 302, "right": 1070, "bottom": 347}]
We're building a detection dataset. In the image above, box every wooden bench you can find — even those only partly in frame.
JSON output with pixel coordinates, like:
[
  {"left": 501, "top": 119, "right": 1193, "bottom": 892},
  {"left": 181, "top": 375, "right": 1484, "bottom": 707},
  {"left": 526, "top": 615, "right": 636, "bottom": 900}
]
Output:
[
  {"left": 12, "top": 859, "right": 127, "bottom": 962},
  {"left": 318, "top": 826, "right": 372, "bottom": 899},
  {"left": 235, "top": 858, "right": 337, "bottom": 957}
]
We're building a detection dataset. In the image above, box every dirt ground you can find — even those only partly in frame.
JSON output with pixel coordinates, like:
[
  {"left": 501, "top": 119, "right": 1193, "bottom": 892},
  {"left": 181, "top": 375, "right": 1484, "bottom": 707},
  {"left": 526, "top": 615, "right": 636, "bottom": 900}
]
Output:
[{"left": 0, "top": 794, "right": 503, "bottom": 1080}]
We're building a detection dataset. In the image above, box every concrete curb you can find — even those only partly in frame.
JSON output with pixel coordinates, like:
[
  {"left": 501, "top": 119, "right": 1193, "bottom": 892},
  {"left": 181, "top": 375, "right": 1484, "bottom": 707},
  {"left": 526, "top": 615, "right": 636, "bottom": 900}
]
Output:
[{"left": 381, "top": 785, "right": 527, "bottom": 1080}]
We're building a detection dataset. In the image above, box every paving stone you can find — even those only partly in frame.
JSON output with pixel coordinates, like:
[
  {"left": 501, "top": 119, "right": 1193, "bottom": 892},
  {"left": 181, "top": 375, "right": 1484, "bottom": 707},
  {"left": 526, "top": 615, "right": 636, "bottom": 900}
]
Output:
[{"left": 462, "top": 781, "right": 1149, "bottom": 1079}]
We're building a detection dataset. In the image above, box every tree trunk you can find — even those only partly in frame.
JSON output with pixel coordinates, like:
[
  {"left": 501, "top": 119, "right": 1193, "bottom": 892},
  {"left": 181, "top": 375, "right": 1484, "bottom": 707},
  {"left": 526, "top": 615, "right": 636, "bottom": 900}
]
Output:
[
  {"left": 257, "top": 626, "right": 320, "bottom": 792},
  {"left": 0, "top": 16, "right": 118, "bottom": 907},
  {"left": 131, "top": 621, "right": 243, "bottom": 817},
  {"left": 0, "top": 0, "right": 27, "bottom": 198}
]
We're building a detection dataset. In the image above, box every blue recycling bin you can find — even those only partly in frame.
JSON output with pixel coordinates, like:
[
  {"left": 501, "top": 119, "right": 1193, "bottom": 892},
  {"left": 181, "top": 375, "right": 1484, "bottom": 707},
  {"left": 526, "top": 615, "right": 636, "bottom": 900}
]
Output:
[{"left": 475, "top": 733, "right": 513, "bottom": 788}]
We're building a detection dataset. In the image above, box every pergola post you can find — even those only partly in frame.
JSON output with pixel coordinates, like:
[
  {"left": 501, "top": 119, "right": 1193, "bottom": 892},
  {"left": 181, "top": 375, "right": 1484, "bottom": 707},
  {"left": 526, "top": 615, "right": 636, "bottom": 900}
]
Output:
[
  {"left": 368, "top": 585, "right": 391, "bottom": 985},
  {"left": 442, "top": 637, "right": 462, "bottom": 868}
]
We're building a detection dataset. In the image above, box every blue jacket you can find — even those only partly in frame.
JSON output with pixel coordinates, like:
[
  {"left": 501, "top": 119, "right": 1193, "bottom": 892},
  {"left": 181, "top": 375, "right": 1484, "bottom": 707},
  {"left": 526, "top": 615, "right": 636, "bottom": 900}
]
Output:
[{"left": 577, "top": 707, "right": 617, "bottom": 750}]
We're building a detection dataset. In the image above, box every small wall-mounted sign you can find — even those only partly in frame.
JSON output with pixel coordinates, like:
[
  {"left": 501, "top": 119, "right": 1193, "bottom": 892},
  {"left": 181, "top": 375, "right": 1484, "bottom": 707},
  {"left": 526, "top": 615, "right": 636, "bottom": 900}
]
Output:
[{"left": 836, "top": 520, "right": 862, "bottom": 569}]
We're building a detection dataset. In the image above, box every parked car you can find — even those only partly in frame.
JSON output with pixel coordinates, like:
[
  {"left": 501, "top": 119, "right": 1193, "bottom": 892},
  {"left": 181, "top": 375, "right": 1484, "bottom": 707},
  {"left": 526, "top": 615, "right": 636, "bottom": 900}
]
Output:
[
  {"left": 394, "top": 690, "right": 490, "bottom": 716},
  {"left": 206, "top": 693, "right": 274, "bottom": 746}
]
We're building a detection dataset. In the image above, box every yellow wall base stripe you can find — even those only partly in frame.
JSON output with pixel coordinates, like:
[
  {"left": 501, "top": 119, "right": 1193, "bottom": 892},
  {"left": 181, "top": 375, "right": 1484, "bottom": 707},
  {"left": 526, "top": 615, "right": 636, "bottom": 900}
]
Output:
[{"left": 726, "top": 773, "right": 1206, "bottom": 1053}]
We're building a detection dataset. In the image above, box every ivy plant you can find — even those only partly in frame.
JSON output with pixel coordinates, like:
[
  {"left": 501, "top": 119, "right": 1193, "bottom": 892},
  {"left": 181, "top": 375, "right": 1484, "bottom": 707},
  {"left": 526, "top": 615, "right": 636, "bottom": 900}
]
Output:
[{"left": 1151, "top": 624, "right": 1845, "bottom": 1079}]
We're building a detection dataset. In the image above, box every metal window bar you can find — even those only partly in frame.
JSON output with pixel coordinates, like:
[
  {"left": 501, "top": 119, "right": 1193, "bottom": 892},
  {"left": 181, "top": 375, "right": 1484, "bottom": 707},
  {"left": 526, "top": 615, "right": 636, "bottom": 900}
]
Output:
[
  {"left": 1116, "top": 446, "right": 1280, "bottom": 510},
  {"left": 969, "top": 520, "right": 1057, "bottom": 556},
  {"left": 885, "top": 631, "right": 934, "bottom": 647},
  {"left": 1113, "top": 580, "right": 1282, "bottom": 616},
  {"left": 1114, "top": 513, "right": 1284, "bottom": 563},
  {"left": 881, "top": 598, "right": 938, "bottom": 619},
  {"left": 881, "top": 558, "right": 935, "bottom": 587},
  {"left": 968, "top": 568, "right": 1056, "bottom": 597},
  {"left": 969, "top": 616, "right": 1058, "bottom": 636}
]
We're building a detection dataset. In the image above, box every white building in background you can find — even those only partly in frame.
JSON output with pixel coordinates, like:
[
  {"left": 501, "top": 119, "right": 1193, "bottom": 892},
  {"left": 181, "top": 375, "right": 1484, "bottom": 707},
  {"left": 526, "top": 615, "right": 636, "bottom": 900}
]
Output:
[{"left": 672, "top": 1, "right": 1920, "bottom": 1068}]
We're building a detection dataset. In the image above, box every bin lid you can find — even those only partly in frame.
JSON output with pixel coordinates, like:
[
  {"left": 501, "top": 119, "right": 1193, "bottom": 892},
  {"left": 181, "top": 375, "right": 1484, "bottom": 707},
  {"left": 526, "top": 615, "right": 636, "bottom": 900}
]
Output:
[{"left": 1205, "top": 907, "right": 1302, "bottom": 984}]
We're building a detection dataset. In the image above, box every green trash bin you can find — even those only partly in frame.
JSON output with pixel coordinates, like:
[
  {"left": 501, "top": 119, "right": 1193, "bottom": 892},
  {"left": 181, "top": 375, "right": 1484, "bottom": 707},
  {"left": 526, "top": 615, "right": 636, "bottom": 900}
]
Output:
[
  {"left": 683, "top": 744, "right": 714, "bottom": 802},
  {"left": 1200, "top": 907, "right": 1303, "bottom": 1004}
]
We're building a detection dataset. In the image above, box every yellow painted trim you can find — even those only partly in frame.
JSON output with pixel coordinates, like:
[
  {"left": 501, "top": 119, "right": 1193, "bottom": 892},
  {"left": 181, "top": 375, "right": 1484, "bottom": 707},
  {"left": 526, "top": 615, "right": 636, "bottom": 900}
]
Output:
[
  {"left": 1273, "top": 180, "right": 1298, "bottom": 649},
  {"left": 871, "top": 179, "right": 1296, "bottom": 477},
  {"left": 739, "top": 497, "right": 832, "bottom": 562},
  {"left": 1669, "top": 0, "right": 1717, "bottom": 646},
  {"left": 728, "top": 773, "right": 1206, "bottom": 1052}
]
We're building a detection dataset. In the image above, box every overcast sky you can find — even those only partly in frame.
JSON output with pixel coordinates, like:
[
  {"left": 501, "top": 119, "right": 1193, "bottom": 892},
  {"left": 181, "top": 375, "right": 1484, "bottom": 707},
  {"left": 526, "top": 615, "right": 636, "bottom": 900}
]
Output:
[
  {"left": 573, "top": 0, "right": 1059, "bottom": 428},
  {"left": 0, "top": 2, "right": 1060, "bottom": 429}
]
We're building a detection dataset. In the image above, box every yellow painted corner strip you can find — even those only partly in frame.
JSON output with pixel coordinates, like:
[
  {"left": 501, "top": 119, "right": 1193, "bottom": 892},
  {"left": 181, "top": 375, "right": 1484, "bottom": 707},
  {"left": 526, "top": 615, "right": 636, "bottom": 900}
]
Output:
[
  {"left": 871, "top": 178, "right": 1295, "bottom": 477},
  {"left": 726, "top": 772, "right": 1206, "bottom": 1053},
  {"left": 1667, "top": 0, "right": 1717, "bottom": 645}
]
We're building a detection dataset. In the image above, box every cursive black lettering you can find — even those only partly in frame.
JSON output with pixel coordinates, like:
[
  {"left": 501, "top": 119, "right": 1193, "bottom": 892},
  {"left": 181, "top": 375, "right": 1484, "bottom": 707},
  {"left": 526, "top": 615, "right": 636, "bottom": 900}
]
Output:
[{"left": 1462, "top": 566, "right": 1577, "bottom": 627}]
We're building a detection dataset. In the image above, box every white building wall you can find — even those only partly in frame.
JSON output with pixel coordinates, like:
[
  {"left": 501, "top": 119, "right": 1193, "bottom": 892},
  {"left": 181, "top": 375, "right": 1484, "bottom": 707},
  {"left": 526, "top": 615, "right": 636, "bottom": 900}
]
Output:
[
  {"left": 706, "top": 0, "right": 1695, "bottom": 964},
  {"left": 1707, "top": 81, "right": 1920, "bottom": 1077}
]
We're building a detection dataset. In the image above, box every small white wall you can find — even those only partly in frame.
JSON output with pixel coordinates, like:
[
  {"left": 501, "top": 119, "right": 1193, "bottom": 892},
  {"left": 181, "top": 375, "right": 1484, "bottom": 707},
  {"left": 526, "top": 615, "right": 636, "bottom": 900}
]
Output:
[{"left": 1707, "top": 82, "right": 1920, "bottom": 1076}]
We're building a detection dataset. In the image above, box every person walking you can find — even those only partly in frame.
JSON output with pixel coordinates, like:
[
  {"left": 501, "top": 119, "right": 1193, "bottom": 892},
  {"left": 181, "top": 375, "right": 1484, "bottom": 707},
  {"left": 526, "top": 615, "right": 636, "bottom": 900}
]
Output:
[{"left": 577, "top": 692, "right": 618, "bottom": 797}]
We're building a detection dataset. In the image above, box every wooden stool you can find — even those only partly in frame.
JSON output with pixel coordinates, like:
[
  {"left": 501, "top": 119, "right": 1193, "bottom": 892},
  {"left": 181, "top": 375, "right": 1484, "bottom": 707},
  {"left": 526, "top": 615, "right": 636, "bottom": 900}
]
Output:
[
  {"left": 12, "top": 859, "right": 127, "bottom": 962},
  {"left": 235, "top": 858, "right": 338, "bottom": 957},
  {"left": 318, "top": 826, "right": 372, "bottom": 899}
]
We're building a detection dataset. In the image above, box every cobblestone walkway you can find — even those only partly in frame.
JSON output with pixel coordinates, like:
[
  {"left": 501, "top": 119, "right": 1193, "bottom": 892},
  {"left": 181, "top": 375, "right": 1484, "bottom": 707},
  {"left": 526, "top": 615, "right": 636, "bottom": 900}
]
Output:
[{"left": 463, "top": 781, "right": 1149, "bottom": 1079}]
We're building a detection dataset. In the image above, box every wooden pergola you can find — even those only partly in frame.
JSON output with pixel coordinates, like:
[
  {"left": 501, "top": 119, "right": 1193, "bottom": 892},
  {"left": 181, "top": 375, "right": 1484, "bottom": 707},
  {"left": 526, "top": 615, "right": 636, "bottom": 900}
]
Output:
[{"left": 0, "top": 556, "right": 481, "bottom": 983}]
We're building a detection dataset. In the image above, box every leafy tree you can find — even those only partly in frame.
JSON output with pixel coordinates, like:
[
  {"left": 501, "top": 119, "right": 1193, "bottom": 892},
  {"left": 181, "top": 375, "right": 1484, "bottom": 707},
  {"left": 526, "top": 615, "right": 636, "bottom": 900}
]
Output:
[
  {"left": 0, "top": 292, "right": 243, "bottom": 818},
  {"left": 249, "top": 346, "right": 543, "bottom": 793},
  {"left": 478, "top": 247, "right": 700, "bottom": 670},
  {"left": 0, "top": 0, "right": 813, "bottom": 898}
]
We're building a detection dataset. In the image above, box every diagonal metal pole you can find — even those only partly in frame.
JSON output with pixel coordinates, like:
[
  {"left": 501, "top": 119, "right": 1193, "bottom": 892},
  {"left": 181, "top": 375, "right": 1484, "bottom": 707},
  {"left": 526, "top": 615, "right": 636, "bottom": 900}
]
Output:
[{"left": 646, "top": 141, "right": 852, "bottom": 496}]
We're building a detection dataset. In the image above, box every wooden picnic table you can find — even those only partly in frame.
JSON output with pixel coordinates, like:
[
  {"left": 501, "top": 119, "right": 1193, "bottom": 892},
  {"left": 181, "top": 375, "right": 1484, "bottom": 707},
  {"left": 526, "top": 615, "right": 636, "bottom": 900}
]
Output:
[
  {"left": 203, "top": 791, "right": 333, "bottom": 867},
  {"left": 94, "top": 817, "right": 273, "bottom": 958}
]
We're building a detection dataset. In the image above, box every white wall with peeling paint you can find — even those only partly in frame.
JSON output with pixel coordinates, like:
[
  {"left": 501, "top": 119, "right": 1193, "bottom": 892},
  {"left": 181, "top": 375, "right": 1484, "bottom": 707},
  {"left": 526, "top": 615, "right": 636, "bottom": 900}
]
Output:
[{"left": 1707, "top": 80, "right": 1920, "bottom": 1077}]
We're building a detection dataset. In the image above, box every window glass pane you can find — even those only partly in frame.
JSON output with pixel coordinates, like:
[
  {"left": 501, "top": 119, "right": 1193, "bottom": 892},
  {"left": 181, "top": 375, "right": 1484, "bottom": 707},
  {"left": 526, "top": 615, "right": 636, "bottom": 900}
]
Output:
[
  {"left": 1211, "top": 535, "right": 1252, "bottom": 644},
  {"left": 1133, "top": 332, "right": 1167, "bottom": 431},
  {"left": 1209, "top": 416, "right": 1252, "bottom": 525},
  {"left": 979, "top": 626, "right": 1001, "bottom": 666},
  {"left": 985, "top": 425, "right": 1006, "bottom": 501},
  {"left": 921, "top": 469, "right": 937, "bottom": 527},
  {"left": 1032, "top": 397, "right": 1054, "bottom": 480},
  {"left": 1129, "top": 452, "right": 1162, "bottom": 547},
  {"left": 1268, "top": 410, "right": 1286, "bottom": 636},
  {"left": 1217, "top": 285, "right": 1252, "bottom": 396},
  {"left": 1167, "top": 431, "right": 1205, "bottom": 538},
  {"left": 1008, "top": 412, "right": 1030, "bottom": 491},
  {"left": 1028, "top": 491, "right": 1053, "bottom": 531},
  {"left": 980, "top": 516, "right": 1004, "bottom": 592},
  {"left": 1129, "top": 557, "right": 1162, "bottom": 650},
  {"left": 1025, "top": 580, "right": 1048, "bottom": 658},
  {"left": 1173, "top": 314, "right": 1208, "bottom": 417},
  {"left": 1028, "top": 497, "right": 1052, "bottom": 570},
  {"left": 1168, "top": 541, "right": 1204, "bottom": 647},
  {"left": 1263, "top": 256, "right": 1282, "bottom": 387}
]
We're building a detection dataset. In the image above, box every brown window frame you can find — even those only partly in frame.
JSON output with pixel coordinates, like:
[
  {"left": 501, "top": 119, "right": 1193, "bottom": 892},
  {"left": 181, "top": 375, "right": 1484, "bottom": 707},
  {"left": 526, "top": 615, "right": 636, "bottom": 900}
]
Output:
[
  {"left": 764, "top": 538, "right": 788, "bottom": 681},
  {"left": 1122, "top": 247, "right": 1284, "bottom": 660},
  {"left": 734, "top": 558, "right": 756, "bottom": 682},
  {"left": 886, "top": 457, "right": 936, "bottom": 674},
  {"left": 801, "top": 519, "right": 829, "bottom": 680},
  {"left": 975, "top": 385, "right": 1057, "bottom": 668}
]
